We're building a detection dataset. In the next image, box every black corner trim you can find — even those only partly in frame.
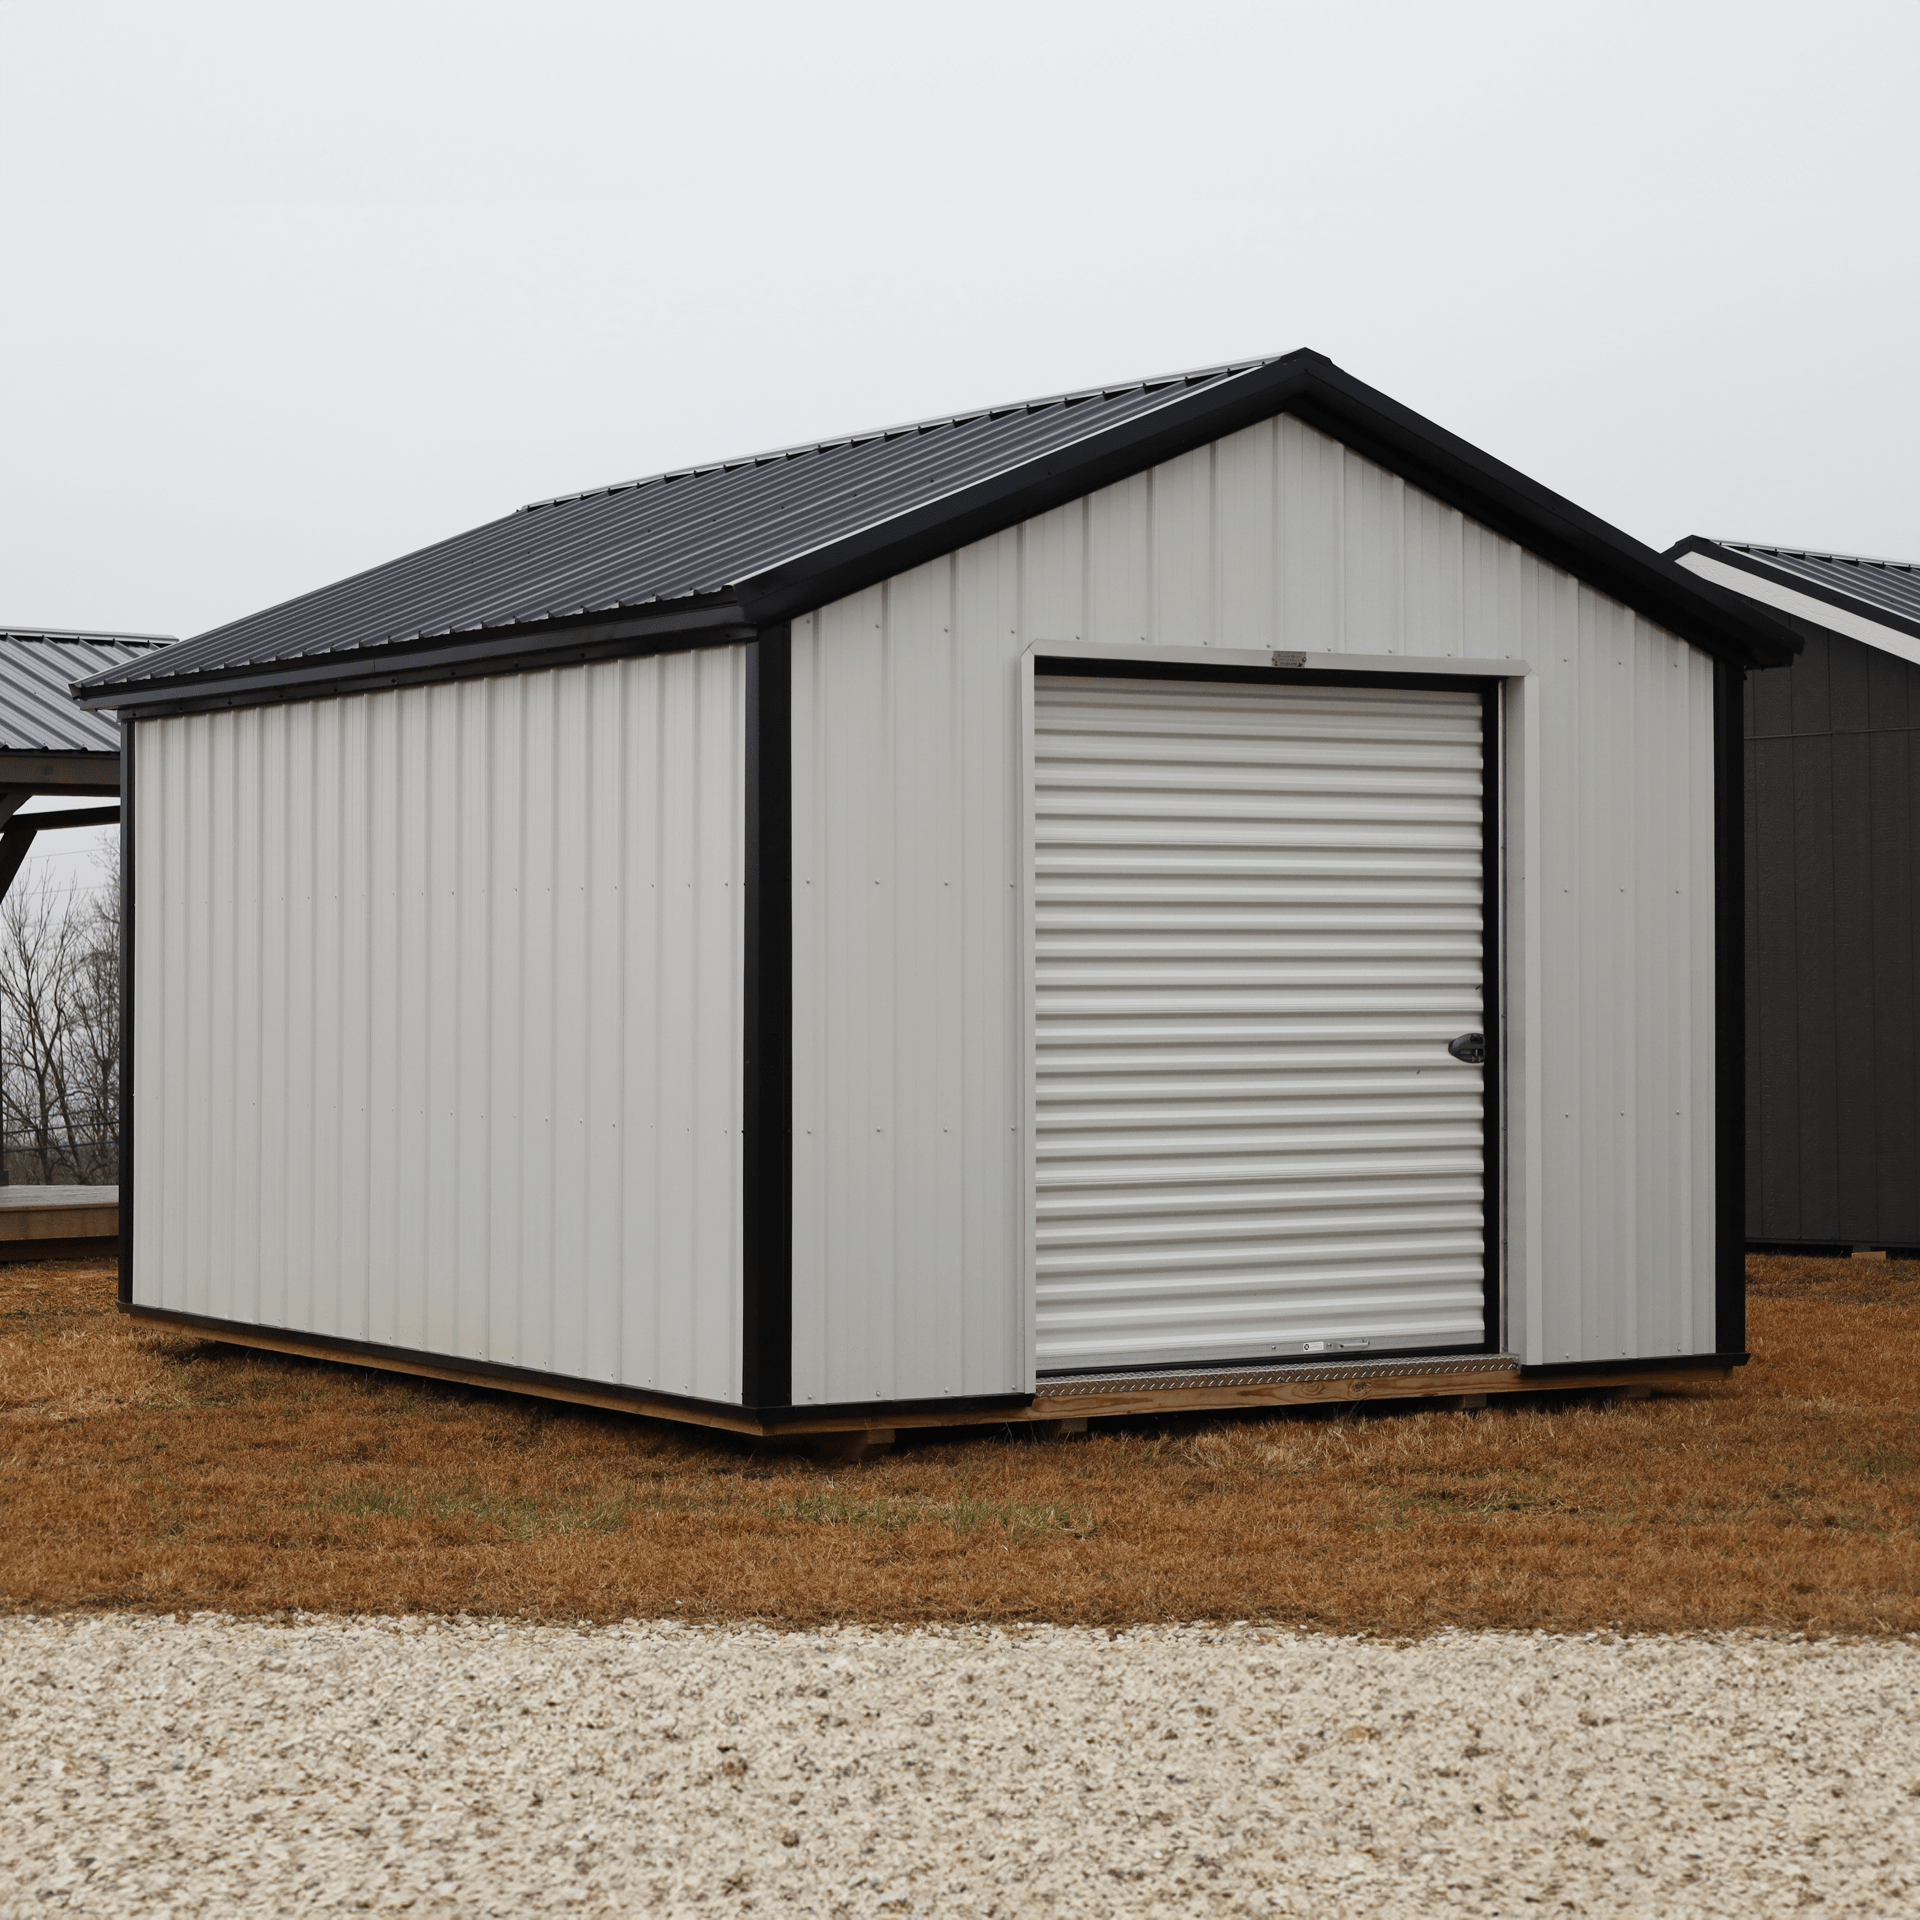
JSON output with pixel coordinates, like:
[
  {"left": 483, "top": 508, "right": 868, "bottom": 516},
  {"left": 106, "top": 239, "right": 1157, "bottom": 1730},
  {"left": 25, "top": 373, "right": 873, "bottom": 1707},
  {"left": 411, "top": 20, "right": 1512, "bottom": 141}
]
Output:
[
  {"left": 1517, "top": 1352, "right": 1748, "bottom": 1380},
  {"left": 117, "top": 716, "right": 134, "bottom": 1305},
  {"left": 1713, "top": 658, "right": 1746, "bottom": 1360},
  {"left": 741, "top": 627, "right": 793, "bottom": 1411}
]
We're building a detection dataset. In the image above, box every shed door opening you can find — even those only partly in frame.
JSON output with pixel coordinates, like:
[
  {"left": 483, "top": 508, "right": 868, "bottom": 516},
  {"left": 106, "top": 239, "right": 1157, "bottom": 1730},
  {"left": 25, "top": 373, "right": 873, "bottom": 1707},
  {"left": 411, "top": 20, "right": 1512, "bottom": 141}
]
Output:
[{"left": 1031, "top": 672, "right": 1490, "bottom": 1373}]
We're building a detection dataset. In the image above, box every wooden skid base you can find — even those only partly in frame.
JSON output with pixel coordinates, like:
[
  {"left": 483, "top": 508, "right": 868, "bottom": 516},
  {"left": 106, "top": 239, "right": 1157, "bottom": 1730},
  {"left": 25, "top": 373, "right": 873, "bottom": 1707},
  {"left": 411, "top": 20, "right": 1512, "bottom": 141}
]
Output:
[
  {"left": 0, "top": 1236, "right": 119, "bottom": 1263},
  {"left": 125, "top": 1308, "right": 1735, "bottom": 1437}
]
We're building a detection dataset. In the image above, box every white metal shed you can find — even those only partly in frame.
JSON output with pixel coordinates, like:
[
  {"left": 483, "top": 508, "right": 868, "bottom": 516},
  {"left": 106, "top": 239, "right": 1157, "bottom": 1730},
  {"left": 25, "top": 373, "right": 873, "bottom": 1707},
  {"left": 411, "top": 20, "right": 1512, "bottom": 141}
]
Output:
[{"left": 76, "top": 351, "right": 1798, "bottom": 1436}]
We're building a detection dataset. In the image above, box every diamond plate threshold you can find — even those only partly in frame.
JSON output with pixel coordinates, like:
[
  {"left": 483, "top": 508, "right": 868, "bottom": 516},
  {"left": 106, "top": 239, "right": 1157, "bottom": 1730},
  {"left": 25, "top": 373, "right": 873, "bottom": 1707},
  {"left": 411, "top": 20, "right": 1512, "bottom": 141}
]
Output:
[
  {"left": 1037, "top": 1352, "right": 1523, "bottom": 1396},
  {"left": 1014, "top": 1348, "right": 1740, "bottom": 1428}
]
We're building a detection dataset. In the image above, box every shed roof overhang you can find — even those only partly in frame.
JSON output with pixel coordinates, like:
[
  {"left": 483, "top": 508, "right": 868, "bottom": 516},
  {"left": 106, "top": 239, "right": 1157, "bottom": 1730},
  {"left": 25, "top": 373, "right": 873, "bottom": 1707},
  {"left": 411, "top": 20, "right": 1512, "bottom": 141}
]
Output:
[
  {"left": 1667, "top": 536, "right": 1920, "bottom": 671},
  {"left": 75, "top": 351, "right": 1800, "bottom": 719}
]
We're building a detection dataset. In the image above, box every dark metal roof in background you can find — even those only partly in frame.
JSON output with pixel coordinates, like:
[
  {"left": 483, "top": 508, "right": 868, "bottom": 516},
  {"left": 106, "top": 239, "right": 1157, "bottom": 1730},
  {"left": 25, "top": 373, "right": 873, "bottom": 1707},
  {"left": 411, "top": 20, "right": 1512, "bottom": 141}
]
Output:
[
  {"left": 0, "top": 631, "right": 171, "bottom": 753},
  {"left": 1711, "top": 541, "right": 1920, "bottom": 629},
  {"left": 81, "top": 361, "right": 1265, "bottom": 691},
  {"left": 77, "top": 349, "right": 1803, "bottom": 707}
]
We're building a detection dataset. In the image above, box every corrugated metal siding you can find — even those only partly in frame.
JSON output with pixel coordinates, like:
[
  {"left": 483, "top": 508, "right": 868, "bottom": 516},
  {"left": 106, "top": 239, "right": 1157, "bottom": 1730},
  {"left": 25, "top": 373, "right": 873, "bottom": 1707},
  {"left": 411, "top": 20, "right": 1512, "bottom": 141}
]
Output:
[
  {"left": 1744, "top": 627, "right": 1920, "bottom": 1246},
  {"left": 788, "top": 558, "right": 1026, "bottom": 1406},
  {"left": 1030, "top": 676, "right": 1487, "bottom": 1372},
  {"left": 1505, "top": 576, "right": 1716, "bottom": 1367},
  {"left": 132, "top": 648, "right": 746, "bottom": 1401},
  {"left": 790, "top": 413, "right": 1717, "bottom": 1398}
]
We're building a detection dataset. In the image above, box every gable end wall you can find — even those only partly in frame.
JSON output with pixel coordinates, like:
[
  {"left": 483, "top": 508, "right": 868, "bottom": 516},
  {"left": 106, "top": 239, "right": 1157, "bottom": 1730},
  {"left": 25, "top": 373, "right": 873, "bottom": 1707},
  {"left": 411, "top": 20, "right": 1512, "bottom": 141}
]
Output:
[{"left": 789, "top": 414, "right": 1717, "bottom": 1399}]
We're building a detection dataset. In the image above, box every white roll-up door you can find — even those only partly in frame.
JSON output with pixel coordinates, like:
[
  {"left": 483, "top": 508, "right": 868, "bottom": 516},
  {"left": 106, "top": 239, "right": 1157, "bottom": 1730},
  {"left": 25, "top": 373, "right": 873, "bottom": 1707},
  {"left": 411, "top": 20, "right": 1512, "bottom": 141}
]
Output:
[{"left": 1031, "top": 672, "right": 1490, "bottom": 1374}]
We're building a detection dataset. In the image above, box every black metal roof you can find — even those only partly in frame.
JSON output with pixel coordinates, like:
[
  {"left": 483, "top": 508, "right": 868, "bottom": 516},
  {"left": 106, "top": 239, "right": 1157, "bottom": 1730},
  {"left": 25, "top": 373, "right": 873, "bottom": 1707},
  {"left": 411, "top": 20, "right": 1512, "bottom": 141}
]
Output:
[
  {"left": 0, "top": 630, "right": 172, "bottom": 753},
  {"left": 76, "top": 350, "right": 1801, "bottom": 714},
  {"left": 1665, "top": 537, "right": 1920, "bottom": 654}
]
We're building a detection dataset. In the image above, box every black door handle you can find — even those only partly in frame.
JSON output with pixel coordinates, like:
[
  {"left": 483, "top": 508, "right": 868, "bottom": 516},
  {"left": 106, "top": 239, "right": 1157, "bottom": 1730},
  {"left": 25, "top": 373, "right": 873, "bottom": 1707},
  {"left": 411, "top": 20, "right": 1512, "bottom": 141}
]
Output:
[{"left": 1447, "top": 1032, "right": 1486, "bottom": 1064}]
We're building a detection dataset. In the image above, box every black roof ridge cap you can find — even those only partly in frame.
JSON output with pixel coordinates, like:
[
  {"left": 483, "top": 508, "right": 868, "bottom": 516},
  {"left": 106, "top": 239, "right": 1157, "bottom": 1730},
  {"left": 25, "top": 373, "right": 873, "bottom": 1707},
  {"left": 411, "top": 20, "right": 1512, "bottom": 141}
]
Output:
[
  {"left": 518, "top": 349, "right": 1320, "bottom": 513},
  {"left": 1664, "top": 535, "right": 1920, "bottom": 651}
]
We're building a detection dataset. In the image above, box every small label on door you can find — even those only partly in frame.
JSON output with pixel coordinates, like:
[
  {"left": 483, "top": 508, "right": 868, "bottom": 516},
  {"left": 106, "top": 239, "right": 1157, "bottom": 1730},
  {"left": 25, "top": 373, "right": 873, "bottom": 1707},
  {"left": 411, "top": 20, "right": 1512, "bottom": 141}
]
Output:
[
  {"left": 1302, "top": 1339, "right": 1371, "bottom": 1353},
  {"left": 1271, "top": 651, "right": 1306, "bottom": 669}
]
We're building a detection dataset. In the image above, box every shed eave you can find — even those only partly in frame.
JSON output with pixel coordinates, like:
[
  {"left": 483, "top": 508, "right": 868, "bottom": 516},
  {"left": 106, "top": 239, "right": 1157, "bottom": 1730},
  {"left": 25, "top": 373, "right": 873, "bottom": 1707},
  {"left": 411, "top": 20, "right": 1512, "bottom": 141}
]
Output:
[{"left": 72, "top": 596, "right": 755, "bottom": 714}]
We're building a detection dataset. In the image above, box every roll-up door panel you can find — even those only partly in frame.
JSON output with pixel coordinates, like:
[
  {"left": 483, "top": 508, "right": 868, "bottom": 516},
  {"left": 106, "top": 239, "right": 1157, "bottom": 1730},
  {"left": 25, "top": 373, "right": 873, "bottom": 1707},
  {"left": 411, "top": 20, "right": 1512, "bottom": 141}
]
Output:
[{"left": 1031, "top": 674, "right": 1488, "bottom": 1373}]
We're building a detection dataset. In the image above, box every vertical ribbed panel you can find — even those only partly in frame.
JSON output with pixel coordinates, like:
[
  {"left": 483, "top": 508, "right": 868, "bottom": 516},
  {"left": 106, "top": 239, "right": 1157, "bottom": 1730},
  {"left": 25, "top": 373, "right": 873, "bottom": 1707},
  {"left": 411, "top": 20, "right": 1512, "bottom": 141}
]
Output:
[
  {"left": 1031, "top": 676, "right": 1486, "bottom": 1371},
  {"left": 788, "top": 552, "right": 1026, "bottom": 1406},
  {"left": 792, "top": 410, "right": 1718, "bottom": 1392},
  {"left": 132, "top": 648, "right": 746, "bottom": 1402}
]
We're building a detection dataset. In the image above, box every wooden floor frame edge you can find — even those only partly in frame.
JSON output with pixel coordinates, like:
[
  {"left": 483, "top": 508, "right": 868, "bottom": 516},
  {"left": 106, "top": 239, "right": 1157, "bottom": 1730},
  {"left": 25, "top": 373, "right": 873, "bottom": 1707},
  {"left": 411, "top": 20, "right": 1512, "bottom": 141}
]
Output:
[
  {"left": 2, "top": 1236, "right": 123, "bottom": 1263},
  {"left": 124, "top": 1308, "right": 1734, "bottom": 1436}
]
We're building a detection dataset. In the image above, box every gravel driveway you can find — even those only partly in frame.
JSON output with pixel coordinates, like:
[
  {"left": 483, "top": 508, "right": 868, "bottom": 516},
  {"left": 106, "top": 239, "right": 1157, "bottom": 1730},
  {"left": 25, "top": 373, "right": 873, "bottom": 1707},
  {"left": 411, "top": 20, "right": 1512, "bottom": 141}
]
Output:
[{"left": 0, "top": 1613, "right": 1914, "bottom": 1916}]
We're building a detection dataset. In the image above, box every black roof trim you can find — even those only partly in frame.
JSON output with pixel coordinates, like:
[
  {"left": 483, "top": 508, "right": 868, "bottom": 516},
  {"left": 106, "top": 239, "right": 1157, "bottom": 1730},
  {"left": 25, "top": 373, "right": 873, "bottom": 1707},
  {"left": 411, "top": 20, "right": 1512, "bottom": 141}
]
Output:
[
  {"left": 1665, "top": 535, "right": 1920, "bottom": 652},
  {"left": 88, "top": 600, "right": 752, "bottom": 719},
  {"left": 726, "top": 355, "right": 1797, "bottom": 665},
  {"left": 75, "top": 351, "right": 1798, "bottom": 713}
]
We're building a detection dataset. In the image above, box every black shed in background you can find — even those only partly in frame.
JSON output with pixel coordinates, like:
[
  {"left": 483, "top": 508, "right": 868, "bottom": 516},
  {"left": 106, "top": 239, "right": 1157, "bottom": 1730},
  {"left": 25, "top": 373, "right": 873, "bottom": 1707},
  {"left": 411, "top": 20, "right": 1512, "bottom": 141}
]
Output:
[{"left": 1670, "top": 539, "right": 1920, "bottom": 1252}]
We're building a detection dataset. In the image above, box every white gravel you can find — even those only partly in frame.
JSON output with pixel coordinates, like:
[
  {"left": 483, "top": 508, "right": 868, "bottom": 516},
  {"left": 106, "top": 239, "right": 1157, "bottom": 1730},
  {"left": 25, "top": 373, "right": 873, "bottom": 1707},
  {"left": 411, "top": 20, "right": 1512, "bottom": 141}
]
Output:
[{"left": 0, "top": 1614, "right": 1915, "bottom": 1916}]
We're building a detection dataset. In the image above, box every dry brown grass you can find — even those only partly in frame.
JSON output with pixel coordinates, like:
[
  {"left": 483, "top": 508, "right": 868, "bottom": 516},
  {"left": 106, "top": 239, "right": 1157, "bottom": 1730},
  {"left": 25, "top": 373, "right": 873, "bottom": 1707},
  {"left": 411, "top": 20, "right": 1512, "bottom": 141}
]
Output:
[{"left": 2, "top": 1255, "right": 1917, "bottom": 1633}]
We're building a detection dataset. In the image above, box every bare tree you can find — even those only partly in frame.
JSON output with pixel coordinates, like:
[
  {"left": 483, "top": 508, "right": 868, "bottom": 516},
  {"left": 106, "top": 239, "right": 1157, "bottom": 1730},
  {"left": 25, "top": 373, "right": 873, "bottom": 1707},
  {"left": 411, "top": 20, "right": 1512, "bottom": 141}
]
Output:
[{"left": 0, "top": 837, "right": 119, "bottom": 1185}]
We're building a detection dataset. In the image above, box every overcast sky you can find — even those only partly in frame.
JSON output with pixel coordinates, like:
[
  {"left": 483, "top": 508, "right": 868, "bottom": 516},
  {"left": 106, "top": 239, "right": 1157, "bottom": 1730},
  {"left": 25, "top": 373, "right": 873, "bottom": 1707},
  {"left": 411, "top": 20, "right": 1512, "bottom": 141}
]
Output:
[{"left": 1, "top": 0, "right": 1916, "bottom": 650}]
